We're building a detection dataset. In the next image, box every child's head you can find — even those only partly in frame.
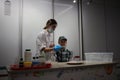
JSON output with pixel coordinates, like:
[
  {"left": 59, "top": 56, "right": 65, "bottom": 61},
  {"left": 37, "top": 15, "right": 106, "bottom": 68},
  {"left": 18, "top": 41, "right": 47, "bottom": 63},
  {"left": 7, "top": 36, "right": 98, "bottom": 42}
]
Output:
[{"left": 58, "top": 36, "right": 67, "bottom": 47}]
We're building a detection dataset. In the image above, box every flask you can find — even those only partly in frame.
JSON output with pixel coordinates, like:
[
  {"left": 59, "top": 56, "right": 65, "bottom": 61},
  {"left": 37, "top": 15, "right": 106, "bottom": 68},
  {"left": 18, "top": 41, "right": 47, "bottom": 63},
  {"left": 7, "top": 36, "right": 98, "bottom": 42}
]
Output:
[{"left": 39, "top": 51, "right": 46, "bottom": 63}]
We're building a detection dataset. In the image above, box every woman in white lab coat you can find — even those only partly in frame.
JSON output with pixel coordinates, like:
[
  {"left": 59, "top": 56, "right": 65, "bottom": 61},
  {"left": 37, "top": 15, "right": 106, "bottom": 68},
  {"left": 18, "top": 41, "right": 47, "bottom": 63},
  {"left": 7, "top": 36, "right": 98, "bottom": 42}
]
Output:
[{"left": 36, "top": 19, "right": 61, "bottom": 60}]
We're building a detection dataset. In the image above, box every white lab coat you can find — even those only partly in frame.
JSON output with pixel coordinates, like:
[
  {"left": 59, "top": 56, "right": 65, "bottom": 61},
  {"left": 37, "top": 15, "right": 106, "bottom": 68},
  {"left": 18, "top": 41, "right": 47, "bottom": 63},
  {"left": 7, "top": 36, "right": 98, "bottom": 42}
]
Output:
[{"left": 36, "top": 29, "right": 52, "bottom": 60}]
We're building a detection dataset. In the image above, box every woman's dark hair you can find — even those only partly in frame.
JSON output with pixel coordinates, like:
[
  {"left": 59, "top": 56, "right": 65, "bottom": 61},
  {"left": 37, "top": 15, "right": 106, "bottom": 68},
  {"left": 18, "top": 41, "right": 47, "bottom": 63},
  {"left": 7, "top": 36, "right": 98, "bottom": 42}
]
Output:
[{"left": 44, "top": 19, "right": 57, "bottom": 29}]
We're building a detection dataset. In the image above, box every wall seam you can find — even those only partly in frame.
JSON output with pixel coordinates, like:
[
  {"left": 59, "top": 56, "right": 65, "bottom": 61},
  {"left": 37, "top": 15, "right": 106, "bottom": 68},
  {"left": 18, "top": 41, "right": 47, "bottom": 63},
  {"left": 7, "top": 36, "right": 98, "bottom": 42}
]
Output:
[
  {"left": 104, "top": 0, "right": 108, "bottom": 52},
  {"left": 19, "top": 0, "right": 23, "bottom": 58},
  {"left": 79, "top": 0, "right": 84, "bottom": 60}
]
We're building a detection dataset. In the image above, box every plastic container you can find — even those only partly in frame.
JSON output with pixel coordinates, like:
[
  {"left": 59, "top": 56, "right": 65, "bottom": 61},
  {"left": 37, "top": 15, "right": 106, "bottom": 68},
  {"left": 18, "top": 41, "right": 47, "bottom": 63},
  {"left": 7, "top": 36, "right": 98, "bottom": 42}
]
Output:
[
  {"left": 24, "top": 62, "right": 32, "bottom": 68},
  {"left": 73, "top": 56, "right": 80, "bottom": 61},
  {"left": 32, "top": 57, "right": 41, "bottom": 66},
  {"left": 10, "top": 63, "right": 52, "bottom": 70},
  {"left": 85, "top": 52, "right": 113, "bottom": 62},
  {"left": 24, "top": 49, "right": 32, "bottom": 62}
]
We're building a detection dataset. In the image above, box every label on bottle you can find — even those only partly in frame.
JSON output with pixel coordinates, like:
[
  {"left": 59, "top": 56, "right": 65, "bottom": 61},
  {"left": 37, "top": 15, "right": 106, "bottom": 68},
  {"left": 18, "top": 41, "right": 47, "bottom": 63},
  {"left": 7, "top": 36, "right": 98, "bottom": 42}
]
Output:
[{"left": 24, "top": 51, "right": 32, "bottom": 62}]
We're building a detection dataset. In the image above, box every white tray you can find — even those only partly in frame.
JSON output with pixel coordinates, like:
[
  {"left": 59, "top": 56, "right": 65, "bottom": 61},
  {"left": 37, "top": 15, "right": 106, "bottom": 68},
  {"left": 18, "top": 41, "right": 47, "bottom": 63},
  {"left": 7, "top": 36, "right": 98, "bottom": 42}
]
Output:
[{"left": 67, "top": 61, "right": 84, "bottom": 65}]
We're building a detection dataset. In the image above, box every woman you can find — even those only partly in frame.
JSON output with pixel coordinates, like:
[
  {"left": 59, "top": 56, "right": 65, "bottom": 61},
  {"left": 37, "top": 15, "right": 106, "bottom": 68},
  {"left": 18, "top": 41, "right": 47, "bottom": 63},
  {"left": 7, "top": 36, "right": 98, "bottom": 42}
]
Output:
[{"left": 36, "top": 19, "right": 61, "bottom": 60}]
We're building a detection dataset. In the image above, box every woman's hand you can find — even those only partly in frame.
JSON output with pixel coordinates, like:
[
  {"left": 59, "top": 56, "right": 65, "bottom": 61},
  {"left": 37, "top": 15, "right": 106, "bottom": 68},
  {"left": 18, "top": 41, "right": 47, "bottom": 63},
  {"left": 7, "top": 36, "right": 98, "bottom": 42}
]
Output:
[
  {"left": 49, "top": 43, "right": 55, "bottom": 48},
  {"left": 44, "top": 48, "right": 53, "bottom": 52}
]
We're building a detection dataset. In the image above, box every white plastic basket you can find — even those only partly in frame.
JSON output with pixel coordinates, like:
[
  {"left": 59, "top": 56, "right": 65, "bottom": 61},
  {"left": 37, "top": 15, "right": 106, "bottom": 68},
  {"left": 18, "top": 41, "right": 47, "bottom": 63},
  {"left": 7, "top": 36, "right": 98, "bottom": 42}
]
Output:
[{"left": 85, "top": 52, "right": 113, "bottom": 62}]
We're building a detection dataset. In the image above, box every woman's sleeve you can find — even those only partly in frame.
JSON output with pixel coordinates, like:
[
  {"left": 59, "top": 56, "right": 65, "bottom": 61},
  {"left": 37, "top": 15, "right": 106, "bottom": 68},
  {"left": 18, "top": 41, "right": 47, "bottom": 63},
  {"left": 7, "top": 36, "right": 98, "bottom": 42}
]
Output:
[{"left": 36, "top": 33, "right": 47, "bottom": 52}]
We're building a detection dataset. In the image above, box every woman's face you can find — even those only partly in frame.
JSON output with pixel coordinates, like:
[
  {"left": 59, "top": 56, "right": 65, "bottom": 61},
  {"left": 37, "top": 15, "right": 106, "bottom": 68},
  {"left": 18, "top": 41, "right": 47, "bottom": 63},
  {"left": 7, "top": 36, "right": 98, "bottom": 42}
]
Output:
[
  {"left": 49, "top": 24, "right": 57, "bottom": 31},
  {"left": 47, "top": 24, "right": 57, "bottom": 33}
]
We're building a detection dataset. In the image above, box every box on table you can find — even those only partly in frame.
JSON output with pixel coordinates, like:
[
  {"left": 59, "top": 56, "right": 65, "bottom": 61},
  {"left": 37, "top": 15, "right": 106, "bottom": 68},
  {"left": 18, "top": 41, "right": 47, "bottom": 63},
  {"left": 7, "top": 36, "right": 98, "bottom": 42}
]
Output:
[{"left": 85, "top": 52, "right": 113, "bottom": 62}]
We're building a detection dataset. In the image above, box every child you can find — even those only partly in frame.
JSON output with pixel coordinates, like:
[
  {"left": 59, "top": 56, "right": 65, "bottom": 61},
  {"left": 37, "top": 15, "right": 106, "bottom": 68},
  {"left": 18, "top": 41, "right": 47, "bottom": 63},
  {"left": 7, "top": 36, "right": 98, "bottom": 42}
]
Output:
[{"left": 55, "top": 36, "right": 72, "bottom": 62}]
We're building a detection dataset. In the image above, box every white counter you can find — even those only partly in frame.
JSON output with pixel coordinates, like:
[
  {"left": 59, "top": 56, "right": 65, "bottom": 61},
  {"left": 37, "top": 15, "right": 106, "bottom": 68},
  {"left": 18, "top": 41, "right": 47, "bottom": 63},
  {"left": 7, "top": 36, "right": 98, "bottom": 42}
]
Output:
[
  {"left": 7, "top": 61, "right": 117, "bottom": 73},
  {"left": 7, "top": 61, "right": 118, "bottom": 80}
]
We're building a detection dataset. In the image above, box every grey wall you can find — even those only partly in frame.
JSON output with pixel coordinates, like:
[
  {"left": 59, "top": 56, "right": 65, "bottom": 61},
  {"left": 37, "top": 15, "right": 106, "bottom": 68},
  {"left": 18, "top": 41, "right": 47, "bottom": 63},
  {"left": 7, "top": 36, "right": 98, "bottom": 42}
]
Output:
[
  {"left": 82, "top": 0, "right": 107, "bottom": 52},
  {"left": 105, "top": 0, "right": 120, "bottom": 61},
  {"left": 0, "top": 0, "right": 19, "bottom": 66},
  {"left": 82, "top": 0, "right": 120, "bottom": 61}
]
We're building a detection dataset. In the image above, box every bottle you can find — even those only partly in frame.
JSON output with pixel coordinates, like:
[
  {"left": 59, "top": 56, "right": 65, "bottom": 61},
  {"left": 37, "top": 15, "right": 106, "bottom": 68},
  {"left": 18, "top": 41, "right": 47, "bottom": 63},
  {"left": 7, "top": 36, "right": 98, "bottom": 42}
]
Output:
[
  {"left": 32, "top": 57, "right": 36, "bottom": 66},
  {"left": 32, "top": 56, "right": 41, "bottom": 67},
  {"left": 32, "top": 57, "right": 36, "bottom": 61},
  {"left": 36, "top": 56, "right": 40, "bottom": 62},
  {"left": 24, "top": 49, "right": 32, "bottom": 62},
  {"left": 19, "top": 58, "right": 24, "bottom": 68}
]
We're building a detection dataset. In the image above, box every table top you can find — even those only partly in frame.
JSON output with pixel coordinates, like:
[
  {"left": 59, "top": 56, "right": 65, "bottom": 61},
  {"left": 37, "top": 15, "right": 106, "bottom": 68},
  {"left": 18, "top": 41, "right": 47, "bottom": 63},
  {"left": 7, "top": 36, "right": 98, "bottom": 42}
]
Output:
[{"left": 7, "top": 61, "right": 118, "bottom": 74}]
